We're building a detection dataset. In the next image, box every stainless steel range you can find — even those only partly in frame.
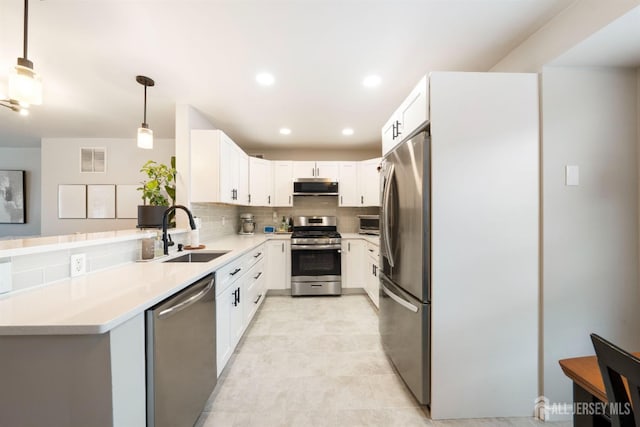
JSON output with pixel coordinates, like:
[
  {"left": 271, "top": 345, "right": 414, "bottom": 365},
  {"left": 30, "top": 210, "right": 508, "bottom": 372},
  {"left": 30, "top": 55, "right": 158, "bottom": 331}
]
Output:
[{"left": 290, "top": 216, "right": 342, "bottom": 296}]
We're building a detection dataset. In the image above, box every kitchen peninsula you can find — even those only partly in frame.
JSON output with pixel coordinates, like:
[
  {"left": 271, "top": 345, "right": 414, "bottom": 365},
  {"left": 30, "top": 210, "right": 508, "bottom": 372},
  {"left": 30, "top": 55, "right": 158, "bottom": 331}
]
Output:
[{"left": 0, "top": 230, "right": 289, "bottom": 427}]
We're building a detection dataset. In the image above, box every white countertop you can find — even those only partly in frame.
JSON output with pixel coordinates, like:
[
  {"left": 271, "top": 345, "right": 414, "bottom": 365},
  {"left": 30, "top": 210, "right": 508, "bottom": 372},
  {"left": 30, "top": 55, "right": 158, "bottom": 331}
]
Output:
[
  {"left": 0, "top": 233, "right": 287, "bottom": 336},
  {"left": 341, "top": 233, "right": 380, "bottom": 246}
]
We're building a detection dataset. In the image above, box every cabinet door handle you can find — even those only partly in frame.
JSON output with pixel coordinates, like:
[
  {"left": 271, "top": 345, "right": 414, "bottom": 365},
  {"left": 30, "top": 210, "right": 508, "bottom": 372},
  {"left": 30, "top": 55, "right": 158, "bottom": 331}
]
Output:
[
  {"left": 289, "top": 195, "right": 291, "bottom": 204},
  {"left": 369, "top": 249, "right": 374, "bottom": 253},
  {"left": 348, "top": 242, "right": 351, "bottom": 251},
  {"left": 268, "top": 195, "right": 271, "bottom": 204},
  {"left": 361, "top": 195, "right": 364, "bottom": 204},
  {"left": 248, "top": 194, "right": 251, "bottom": 204},
  {"left": 254, "top": 272, "right": 262, "bottom": 280},
  {"left": 281, "top": 242, "right": 284, "bottom": 252},
  {"left": 254, "top": 294, "right": 262, "bottom": 305},
  {"left": 311, "top": 167, "right": 315, "bottom": 177},
  {"left": 340, "top": 196, "right": 343, "bottom": 204},
  {"left": 316, "top": 167, "right": 319, "bottom": 176},
  {"left": 236, "top": 287, "right": 241, "bottom": 304},
  {"left": 230, "top": 267, "right": 242, "bottom": 276}
]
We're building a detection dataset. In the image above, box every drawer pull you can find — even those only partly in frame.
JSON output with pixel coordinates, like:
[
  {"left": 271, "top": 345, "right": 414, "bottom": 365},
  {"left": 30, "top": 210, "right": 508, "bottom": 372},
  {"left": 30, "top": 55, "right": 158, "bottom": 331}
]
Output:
[
  {"left": 254, "top": 294, "right": 262, "bottom": 304},
  {"left": 254, "top": 252, "right": 262, "bottom": 258},
  {"left": 230, "top": 267, "right": 242, "bottom": 276},
  {"left": 253, "top": 272, "right": 263, "bottom": 280}
]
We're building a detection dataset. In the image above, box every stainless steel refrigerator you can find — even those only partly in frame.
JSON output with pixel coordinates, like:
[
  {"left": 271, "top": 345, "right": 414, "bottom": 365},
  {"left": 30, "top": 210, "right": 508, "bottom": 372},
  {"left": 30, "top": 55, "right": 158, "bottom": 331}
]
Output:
[{"left": 379, "top": 124, "right": 430, "bottom": 406}]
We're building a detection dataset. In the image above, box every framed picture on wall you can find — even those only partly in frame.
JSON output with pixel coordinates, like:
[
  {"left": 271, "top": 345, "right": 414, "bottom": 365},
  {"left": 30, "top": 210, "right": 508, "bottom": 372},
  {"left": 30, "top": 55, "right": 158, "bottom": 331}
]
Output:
[{"left": 0, "top": 170, "right": 26, "bottom": 224}]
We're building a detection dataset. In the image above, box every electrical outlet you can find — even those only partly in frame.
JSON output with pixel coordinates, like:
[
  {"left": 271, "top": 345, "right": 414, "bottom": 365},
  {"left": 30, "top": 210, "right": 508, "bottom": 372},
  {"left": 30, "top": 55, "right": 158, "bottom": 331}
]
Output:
[{"left": 70, "top": 253, "right": 87, "bottom": 277}]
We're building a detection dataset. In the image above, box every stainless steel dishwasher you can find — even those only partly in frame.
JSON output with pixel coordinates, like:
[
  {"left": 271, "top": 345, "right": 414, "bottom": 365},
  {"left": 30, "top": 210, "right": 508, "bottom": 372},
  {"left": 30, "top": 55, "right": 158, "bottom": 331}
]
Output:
[{"left": 146, "top": 273, "right": 216, "bottom": 427}]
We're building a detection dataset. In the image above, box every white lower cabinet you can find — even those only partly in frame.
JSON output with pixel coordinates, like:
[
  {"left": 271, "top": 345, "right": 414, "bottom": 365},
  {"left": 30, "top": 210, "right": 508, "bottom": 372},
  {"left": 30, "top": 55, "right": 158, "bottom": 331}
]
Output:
[
  {"left": 266, "top": 239, "right": 291, "bottom": 290},
  {"left": 365, "top": 242, "right": 380, "bottom": 308},
  {"left": 342, "top": 239, "right": 365, "bottom": 288},
  {"left": 343, "top": 238, "right": 379, "bottom": 307},
  {"left": 243, "top": 261, "right": 266, "bottom": 326},
  {"left": 216, "top": 244, "right": 265, "bottom": 376}
]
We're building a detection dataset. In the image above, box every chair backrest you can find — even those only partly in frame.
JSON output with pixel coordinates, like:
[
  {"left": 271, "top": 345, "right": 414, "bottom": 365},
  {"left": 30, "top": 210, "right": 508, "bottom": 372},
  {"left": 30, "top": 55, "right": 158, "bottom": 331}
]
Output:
[{"left": 591, "top": 333, "right": 640, "bottom": 427}]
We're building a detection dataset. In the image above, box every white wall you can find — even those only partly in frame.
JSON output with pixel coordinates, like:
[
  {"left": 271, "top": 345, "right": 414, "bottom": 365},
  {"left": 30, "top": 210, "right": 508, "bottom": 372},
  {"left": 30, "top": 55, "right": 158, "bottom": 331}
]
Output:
[
  {"left": 491, "top": 0, "right": 640, "bottom": 72},
  {"left": 429, "top": 72, "right": 539, "bottom": 419},
  {"left": 541, "top": 66, "right": 640, "bottom": 418},
  {"left": 41, "top": 138, "right": 174, "bottom": 236},
  {"left": 174, "top": 105, "right": 217, "bottom": 229},
  {"left": 0, "top": 148, "right": 41, "bottom": 238}
]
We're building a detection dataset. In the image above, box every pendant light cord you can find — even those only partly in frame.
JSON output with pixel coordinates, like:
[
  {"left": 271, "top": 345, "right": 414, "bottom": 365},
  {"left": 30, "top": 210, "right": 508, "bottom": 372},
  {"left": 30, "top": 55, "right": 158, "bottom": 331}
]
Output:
[
  {"left": 23, "top": 0, "right": 28, "bottom": 59},
  {"left": 143, "top": 84, "right": 147, "bottom": 125}
]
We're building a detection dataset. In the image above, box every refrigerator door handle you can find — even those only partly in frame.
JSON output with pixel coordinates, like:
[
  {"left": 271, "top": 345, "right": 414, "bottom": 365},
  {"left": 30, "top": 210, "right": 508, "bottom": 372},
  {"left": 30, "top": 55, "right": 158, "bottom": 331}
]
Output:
[
  {"left": 381, "top": 282, "right": 418, "bottom": 313},
  {"left": 381, "top": 163, "right": 395, "bottom": 267}
]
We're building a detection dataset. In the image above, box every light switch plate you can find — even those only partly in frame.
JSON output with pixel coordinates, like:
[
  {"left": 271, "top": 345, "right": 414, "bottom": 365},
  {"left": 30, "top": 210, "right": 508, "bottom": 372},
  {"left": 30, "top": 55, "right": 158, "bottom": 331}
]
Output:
[{"left": 566, "top": 165, "right": 579, "bottom": 186}]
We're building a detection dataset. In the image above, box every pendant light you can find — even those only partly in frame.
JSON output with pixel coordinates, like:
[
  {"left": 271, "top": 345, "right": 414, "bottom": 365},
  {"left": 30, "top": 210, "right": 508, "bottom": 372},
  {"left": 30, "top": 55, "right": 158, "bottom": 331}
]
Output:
[
  {"left": 136, "top": 75, "right": 154, "bottom": 149},
  {"left": 1, "top": 0, "right": 42, "bottom": 113}
]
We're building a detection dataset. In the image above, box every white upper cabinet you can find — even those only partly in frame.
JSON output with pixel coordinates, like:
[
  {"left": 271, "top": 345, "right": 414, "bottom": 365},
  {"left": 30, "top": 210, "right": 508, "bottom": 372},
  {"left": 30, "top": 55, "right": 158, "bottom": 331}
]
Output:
[
  {"left": 249, "top": 157, "right": 273, "bottom": 207},
  {"left": 292, "top": 161, "right": 340, "bottom": 179},
  {"left": 191, "top": 129, "right": 249, "bottom": 205},
  {"left": 236, "top": 148, "right": 249, "bottom": 205},
  {"left": 358, "top": 157, "right": 381, "bottom": 207},
  {"left": 315, "top": 161, "right": 339, "bottom": 179},
  {"left": 338, "top": 162, "right": 359, "bottom": 207},
  {"left": 273, "top": 161, "right": 293, "bottom": 207},
  {"left": 292, "top": 161, "right": 316, "bottom": 179},
  {"left": 381, "top": 75, "right": 429, "bottom": 156},
  {"left": 339, "top": 159, "right": 381, "bottom": 207}
]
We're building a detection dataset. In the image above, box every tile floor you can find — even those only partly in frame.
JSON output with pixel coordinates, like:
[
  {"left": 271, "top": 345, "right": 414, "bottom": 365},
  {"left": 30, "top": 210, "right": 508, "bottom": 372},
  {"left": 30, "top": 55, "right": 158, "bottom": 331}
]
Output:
[{"left": 196, "top": 295, "right": 570, "bottom": 427}]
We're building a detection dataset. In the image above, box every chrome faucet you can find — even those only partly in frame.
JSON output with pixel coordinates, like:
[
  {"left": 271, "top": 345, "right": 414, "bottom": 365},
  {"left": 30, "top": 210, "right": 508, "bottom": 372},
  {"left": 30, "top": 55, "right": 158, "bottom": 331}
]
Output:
[{"left": 162, "top": 205, "right": 196, "bottom": 255}]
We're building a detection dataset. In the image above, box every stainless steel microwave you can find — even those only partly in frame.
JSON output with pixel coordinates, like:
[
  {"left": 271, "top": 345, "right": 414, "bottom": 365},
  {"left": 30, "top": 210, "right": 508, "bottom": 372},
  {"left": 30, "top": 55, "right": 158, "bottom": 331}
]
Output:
[
  {"left": 293, "top": 178, "right": 339, "bottom": 196},
  {"left": 358, "top": 215, "right": 380, "bottom": 235}
]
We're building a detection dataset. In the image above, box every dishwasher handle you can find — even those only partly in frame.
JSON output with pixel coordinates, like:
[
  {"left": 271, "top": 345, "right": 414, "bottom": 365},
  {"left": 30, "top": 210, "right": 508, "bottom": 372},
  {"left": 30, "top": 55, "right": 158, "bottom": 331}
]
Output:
[{"left": 158, "top": 276, "right": 215, "bottom": 319}]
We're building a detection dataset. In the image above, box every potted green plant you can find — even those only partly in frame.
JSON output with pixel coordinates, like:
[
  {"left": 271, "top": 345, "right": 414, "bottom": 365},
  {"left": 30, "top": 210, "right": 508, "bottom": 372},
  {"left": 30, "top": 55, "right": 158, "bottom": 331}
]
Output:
[{"left": 136, "top": 157, "right": 176, "bottom": 228}]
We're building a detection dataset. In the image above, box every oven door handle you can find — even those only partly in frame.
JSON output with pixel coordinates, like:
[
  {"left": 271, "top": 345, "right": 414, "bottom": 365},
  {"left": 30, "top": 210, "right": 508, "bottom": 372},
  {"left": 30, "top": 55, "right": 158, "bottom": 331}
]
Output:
[{"left": 291, "top": 244, "right": 342, "bottom": 250}]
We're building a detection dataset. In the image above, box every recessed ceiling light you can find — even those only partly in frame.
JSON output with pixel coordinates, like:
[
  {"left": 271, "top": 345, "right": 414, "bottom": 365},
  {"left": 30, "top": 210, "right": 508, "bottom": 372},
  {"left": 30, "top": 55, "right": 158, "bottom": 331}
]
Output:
[
  {"left": 362, "top": 75, "right": 381, "bottom": 88},
  {"left": 279, "top": 128, "right": 291, "bottom": 135},
  {"left": 256, "top": 72, "right": 275, "bottom": 86},
  {"left": 342, "top": 128, "right": 354, "bottom": 136}
]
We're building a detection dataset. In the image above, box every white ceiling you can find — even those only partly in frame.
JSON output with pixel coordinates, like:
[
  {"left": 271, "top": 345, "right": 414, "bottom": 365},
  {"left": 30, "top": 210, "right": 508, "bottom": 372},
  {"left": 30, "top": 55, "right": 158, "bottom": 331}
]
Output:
[
  {"left": 0, "top": 0, "right": 576, "bottom": 151},
  {"left": 550, "top": 5, "right": 640, "bottom": 68}
]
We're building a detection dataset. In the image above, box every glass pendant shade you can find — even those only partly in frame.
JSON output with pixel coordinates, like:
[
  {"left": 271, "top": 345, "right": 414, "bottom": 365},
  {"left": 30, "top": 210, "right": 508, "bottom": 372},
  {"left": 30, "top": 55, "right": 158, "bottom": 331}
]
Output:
[
  {"left": 9, "top": 63, "right": 42, "bottom": 106},
  {"left": 137, "top": 125, "right": 153, "bottom": 149}
]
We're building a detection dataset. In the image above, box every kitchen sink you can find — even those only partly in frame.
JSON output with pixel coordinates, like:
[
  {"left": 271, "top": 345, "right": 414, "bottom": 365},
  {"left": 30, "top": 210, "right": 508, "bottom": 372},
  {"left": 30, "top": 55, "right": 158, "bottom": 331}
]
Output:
[{"left": 163, "top": 251, "right": 229, "bottom": 263}]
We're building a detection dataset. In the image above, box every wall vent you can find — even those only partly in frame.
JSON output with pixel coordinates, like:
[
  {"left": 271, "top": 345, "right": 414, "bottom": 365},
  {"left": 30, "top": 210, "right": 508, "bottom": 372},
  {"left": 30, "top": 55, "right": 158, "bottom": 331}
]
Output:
[{"left": 80, "top": 147, "right": 106, "bottom": 173}]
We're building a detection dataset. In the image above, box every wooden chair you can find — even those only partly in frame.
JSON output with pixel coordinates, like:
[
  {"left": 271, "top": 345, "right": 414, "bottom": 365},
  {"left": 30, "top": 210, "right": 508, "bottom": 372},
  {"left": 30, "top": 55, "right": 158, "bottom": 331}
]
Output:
[{"left": 591, "top": 333, "right": 640, "bottom": 427}]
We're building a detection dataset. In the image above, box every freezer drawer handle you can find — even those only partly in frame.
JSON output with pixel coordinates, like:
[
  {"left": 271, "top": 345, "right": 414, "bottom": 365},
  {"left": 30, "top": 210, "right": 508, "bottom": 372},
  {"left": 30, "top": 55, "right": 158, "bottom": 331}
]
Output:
[
  {"left": 381, "top": 283, "right": 418, "bottom": 313},
  {"left": 158, "top": 277, "right": 214, "bottom": 319}
]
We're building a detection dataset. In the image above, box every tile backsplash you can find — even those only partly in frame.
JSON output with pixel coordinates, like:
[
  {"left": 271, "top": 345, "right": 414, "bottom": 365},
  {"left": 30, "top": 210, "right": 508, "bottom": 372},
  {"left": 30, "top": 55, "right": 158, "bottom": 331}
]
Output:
[{"left": 192, "top": 198, "right": 378, "bottom": 237}]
